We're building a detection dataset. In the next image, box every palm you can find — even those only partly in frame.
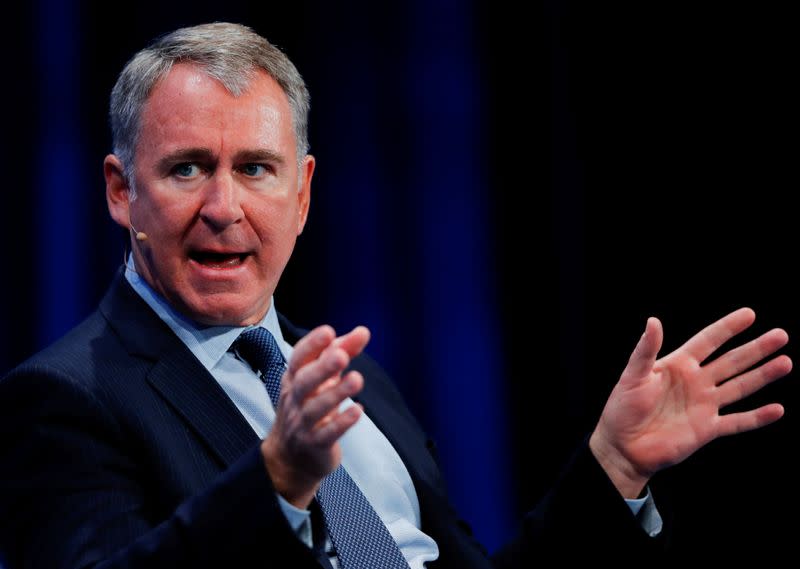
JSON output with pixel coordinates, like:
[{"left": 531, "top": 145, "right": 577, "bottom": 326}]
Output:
[
  {"left": 591, "top": 309, "right": 791, "bottom": 495},
  {"left": 262, "top": 325, "right": 369, "bottom": 508}
]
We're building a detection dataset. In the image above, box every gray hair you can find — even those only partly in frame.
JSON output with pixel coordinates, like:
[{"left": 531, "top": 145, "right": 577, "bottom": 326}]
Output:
[{"left": 109, "top": 22, "right": 310, "bottom": 192}]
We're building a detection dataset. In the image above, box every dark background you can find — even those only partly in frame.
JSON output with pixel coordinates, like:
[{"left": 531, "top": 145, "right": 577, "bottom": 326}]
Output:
[{"left": 1, "top": 0, "right": 796, "bottom": 561}]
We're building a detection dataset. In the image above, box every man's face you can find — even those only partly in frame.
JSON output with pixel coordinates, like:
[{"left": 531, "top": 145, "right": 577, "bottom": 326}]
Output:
[{"left": 106, "top": 63, "right": 314, "bottom": 326}]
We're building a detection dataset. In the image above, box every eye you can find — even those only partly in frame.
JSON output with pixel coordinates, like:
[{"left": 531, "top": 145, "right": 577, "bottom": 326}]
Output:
[
  {"left": 173, "top": 163, "right": 201, "bottom": 178},
  {"left": 240, "top": 163, "right": 269, "bottom": 177}
]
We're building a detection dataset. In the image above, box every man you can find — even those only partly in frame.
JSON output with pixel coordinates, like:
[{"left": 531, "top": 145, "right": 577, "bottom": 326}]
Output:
[{"left": 0, "top": 22, "right": 791, "bottom": 568}]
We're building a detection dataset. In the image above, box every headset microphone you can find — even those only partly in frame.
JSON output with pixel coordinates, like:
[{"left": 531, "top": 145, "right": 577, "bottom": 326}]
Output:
[{"left": 129, "top": 223, "right": 148, "bottom": 242}]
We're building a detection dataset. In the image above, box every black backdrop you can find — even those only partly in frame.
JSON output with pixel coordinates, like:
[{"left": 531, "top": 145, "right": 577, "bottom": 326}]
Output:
[{"left": 1, "top": 0, "right": 796, "bottom": 561}]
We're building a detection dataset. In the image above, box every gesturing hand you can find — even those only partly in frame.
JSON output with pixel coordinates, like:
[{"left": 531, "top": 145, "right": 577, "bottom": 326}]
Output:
[
  {"left": 261, "top": 325, "right": 370, "bottom": 508},
  {"left": 589, "top": 307, "right": 792, "bottom": 498}
]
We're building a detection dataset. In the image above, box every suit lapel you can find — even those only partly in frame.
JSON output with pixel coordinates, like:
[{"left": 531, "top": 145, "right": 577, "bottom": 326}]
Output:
[
  {"left": 355, "top": 375, "right": 442, "bottom": 488},
  {"left": 100, "top": 269, "right": 259, "bottom": 469},
  {"left": 146, "top": 349, "right": 260, "bottom": 467}
]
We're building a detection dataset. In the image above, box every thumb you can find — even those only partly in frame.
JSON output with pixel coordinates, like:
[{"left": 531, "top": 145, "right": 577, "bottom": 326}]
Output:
[{"left": 621, "top": 317, "right": 663, "bottom": 382}]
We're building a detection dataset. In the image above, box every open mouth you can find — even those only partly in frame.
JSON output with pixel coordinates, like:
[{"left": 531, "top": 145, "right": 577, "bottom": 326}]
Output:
[{"left": 189, "top": 251, "right": 251, "bottom": 269}]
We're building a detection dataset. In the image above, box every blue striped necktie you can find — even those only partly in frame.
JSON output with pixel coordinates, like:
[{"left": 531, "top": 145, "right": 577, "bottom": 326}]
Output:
[{"left": 234, "top": 327, "right": 410, "bottom": 569}]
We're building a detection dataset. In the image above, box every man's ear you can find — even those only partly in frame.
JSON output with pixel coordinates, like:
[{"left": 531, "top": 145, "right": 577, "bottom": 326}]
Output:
[
  {"left": 105, "top": 154, "right": 133, "bottom": 229},
  {"left": 296, "top": 154, "right": 315, "bottom": 235}
]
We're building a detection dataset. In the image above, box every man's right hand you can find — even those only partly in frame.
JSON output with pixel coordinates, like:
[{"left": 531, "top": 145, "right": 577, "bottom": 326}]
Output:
[{"left": 260, "top": 325, "right": 370, "bottom": 508}]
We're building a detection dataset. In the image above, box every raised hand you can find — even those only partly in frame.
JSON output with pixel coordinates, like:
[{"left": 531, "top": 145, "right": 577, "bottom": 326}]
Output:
[
  {"left": 589, "top": 308, "right": 792, "bottom": 498},
  {"left": 261, "top": 325, "right": 370, "bottom": 508}
]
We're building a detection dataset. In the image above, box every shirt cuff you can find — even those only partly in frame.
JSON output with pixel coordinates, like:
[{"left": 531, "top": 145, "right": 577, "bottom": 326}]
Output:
[
  {"left": 277, "top": 493, "right": 314, "bottom": 547},
  {"left": 624, "top": 486, "right": 663, "bottom": 537}
]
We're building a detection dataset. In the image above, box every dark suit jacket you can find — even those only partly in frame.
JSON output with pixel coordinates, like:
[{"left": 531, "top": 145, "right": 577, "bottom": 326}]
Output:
[{"left": 0, "top": 271, "right": 663, "bottom": 568}]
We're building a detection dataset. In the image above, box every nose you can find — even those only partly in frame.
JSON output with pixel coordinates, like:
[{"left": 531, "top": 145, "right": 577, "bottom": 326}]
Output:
[{"left": 199, "top": 172, "right": 244, "bottom": 229}]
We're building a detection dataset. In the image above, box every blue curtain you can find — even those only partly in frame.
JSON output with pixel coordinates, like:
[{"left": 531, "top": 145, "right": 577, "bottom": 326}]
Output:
[
  {"left": 35, "top": 0, "right": 92, "bottom": 347},
  {"left": 306, "top": 0, "right": 514, "bottom": 551}
]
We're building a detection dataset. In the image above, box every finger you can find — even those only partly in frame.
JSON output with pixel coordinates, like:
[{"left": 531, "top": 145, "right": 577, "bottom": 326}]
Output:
[
  {"left": 287, "top": 325, "right": 337, "bottom": 375},
  {"left": 292, "top": 347, "right": 350, "bottom": 402},
  {"left": 301, "top": 371, "right": 364, "bottom": 428},
  {"left": 705, "top": 328, "right": 789, "bottom": 384},
  {"left": 717, "top": 355, "right": 793, "bottom": 408},
  {"left": 717, "top": 403, "right": 785, "bottom": 437},
  {"left": 332, "top": 326, "right": 371, "bottom": 359},
  {"left": 288, "top": 326, "right": 369, "bottom": 394},
  {"left": 680, "top": 307, "right": 756, "bottom": 363},
  {"left": 621, "top": 317, "right": 663, "bottom": 381},
  {"left": 311, "top": 404, "right": 363, "bottom": 448}
]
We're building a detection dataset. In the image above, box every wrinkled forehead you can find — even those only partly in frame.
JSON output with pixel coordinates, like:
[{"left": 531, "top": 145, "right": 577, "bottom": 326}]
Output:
[{"left": 135, "top": 64, "right": 298, "bottom": 163}]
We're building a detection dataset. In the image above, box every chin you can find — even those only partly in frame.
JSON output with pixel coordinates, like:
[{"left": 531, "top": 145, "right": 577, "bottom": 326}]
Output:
[{"left": 187, "top": 297, "right": 269, "bottom": 327}]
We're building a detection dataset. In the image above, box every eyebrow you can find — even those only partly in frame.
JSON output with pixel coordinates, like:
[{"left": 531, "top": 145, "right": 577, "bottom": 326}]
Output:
[
  {"left": 233, "top": 149, "right": 286, "bottom": 166},
  {"left": 156, "top": 148, "right": 215, "bottom": 173},
  {"left": 155, "top": 148, "right": 287, "bottom": 173}
]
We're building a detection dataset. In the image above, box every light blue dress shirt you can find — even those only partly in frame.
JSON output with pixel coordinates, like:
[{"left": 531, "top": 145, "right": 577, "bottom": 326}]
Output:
[{"left": 124, "top": 257, "right": 660, "bottom": 568}]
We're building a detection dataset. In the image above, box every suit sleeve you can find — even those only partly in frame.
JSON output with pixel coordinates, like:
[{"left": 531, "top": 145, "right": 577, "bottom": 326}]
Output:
[
  {"left": 0, "top": 367, "right": 319, "bottom": 569},
  {"left": 490, "top": 436, "right": 670, "bottom": 566}
]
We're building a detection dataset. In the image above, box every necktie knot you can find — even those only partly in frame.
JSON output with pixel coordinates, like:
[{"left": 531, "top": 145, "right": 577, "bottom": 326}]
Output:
[{"left": 234, "top": 327, "right": 286, "bottom": 406}]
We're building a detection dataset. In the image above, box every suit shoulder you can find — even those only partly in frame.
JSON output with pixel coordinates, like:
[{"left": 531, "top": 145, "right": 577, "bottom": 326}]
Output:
[{"left": 2, "top": 307, "right": 128, "bottom": 387}]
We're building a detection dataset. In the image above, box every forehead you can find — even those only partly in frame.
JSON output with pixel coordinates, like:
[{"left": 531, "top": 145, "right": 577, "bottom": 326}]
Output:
[{"left": 136, "top": 63, "right": 296, "bottom": 159}]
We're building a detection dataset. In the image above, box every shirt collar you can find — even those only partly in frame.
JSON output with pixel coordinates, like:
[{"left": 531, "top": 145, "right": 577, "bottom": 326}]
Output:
[{"left": 123, "top": 255, "right": 290, "bottom": 371}]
